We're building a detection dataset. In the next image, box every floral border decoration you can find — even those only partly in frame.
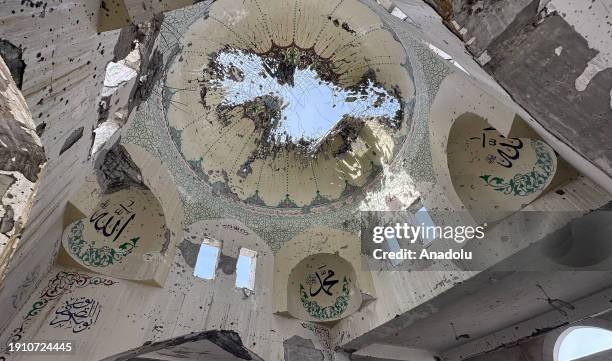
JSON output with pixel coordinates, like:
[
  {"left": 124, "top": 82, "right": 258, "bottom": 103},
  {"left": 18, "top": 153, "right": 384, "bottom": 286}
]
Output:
[
  {"left": 299, "top": 277, "right": 350, "bottom": 320},
  {"left": 67, "top": 220, "right": 139, "bottom": 267},
  {"left": 1, "top": 271, "right": 116, "bottom": 360},
  {"left": 480, "top": 139, "right": 554, "bottom": 196}
]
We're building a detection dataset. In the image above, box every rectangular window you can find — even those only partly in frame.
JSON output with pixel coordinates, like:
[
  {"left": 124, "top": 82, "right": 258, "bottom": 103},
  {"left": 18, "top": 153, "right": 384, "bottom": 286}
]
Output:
[
  {"left": 387, "top": 235, "right": 402, "bottom": 266},
  {"left": 415, "top": 206, "right": 436, "bottom": 245},
  {"left": 408, "top": 198, "right": 437, "bottom": 246},
  {"left": 235, "top": 248, "right": 257, "bottom": 290},
  {"left": 193, "top": 241, "right": 220, "bottom": 280}
]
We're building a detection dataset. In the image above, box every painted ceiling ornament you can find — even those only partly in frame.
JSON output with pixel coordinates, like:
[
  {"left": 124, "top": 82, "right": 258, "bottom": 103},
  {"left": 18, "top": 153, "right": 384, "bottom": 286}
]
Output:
[
  {"left": 480, "top": 139, "right": 555, "bottom": 196},
  {"left": 65, "top": 219, "right": 138, "bottom": 267},
  {"left": 49, "top": 297, "right": 102, "bottom": 333},
  {"left": 123, "top": 0, "right": 442, "bottom": 249},
  {"left": 161, "top": 0, "right": 415, "bottom": 213},
  {"left": 1, "top": 272, "right": 116, "bottom": 360},
  {"left": 61, "top": 188, "right": 167, "bottom": 271},
  {"left": 288, "top": 253, "right": 361, "bottom": 322},
  {"left": 447, "top": 114, "right": 558, "bottom": 220},
  {"left": 299, "top": 276, "right": 351, "bottom": 320}
]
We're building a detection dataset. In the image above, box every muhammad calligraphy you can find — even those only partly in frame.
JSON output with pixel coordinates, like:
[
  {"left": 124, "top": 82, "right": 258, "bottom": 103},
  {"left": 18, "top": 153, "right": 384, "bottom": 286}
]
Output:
[{"left": 299, "top": 265, "right": 350, "bottom": 320}]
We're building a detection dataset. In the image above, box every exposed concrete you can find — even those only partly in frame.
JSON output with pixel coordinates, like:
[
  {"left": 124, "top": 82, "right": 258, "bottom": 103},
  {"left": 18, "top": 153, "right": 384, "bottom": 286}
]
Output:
[
  {"left": 0, "top": 40, "right": 25, "bottom": 89},
  {"left": 283, "top": 336, "right": 325, "bottom": 361},
  {"left": 178, "top": 238, "right": 199, "bottom": 269},
  {"left": 99, "top": 330, "right": 262, "bottom": 361},
  {"left": 0, "top": 55, "right": 45, "bottom": 286},
  {"left": 95, "top": 144, "right": 145, "bottom": 194},
  {"left": 484, "top": 13, "right": 612, "bottom": 177},
  {"left": 58, "top": 126, "right": 84, "bottom": 156},
  {"left": 420, "top": 0, "right": 612, "bottom": 181}
]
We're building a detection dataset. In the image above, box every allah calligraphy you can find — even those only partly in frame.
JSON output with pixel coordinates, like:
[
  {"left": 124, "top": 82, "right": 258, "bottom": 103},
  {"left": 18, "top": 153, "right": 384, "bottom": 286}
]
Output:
[
  {"left": 480, "top": 139, "right": 555, "bottom": 196},
  {"left": 89, "top": 199, "right": 136, "bottom": 243},
  {"left": 49, "top": 297, "right": 101, "bottom": 333},
  {"left": 470, "top": 127, "right": 523, "bottom": 168},
  {"left": 66, "top": 219, "right": 139, "bottom": 267},
  {"left": 306, "top": 266, "right": 339, "bottom": 297}
]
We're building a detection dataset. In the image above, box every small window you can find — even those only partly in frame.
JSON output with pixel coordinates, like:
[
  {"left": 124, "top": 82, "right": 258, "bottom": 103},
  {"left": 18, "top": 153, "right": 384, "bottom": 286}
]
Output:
[
  {"left": 415, "top": 207, "right": 436, "bottom": 245},
  {"left": 387, "top": 235, "right": 402, "bottom": 266},
  {"left": 391, "top": 7, "right": 408, "bottom": 20},
  {"left": 193, "top": 242, "right": 220, "bottom": 280},
  {"left": 556, "top": 327, "right": 612, "bottom": 361},
  {"left": 235, "top": 248, "right": 257, "bottom": 290}
]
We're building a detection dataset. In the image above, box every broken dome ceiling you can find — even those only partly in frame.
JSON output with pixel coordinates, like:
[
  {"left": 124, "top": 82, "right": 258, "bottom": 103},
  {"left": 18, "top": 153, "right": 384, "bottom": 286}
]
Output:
[{"left": 124, "top": 0, "right": 450, "bottom": 249}]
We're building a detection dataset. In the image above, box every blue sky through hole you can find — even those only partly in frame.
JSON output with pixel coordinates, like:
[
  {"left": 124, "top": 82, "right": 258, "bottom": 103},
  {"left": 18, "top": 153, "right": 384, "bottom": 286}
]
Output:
[
  {"left": 213, "top": 49, "right": 401, "bottom": 141},
  {"left": 558, "top": 327, "right": 612, "bottom": 361}
]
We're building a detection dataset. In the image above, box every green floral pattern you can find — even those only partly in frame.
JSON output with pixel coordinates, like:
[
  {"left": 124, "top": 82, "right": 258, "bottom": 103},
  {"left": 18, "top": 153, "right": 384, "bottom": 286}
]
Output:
[
  {"left": 300, "top": 277, "right": 350, "bottom": 320},
  {"left": 480, "top": 139, "right": 554, "bottom": 196},
  {"left": 66, "top": 220, "right": 139, "bottom": 267}
]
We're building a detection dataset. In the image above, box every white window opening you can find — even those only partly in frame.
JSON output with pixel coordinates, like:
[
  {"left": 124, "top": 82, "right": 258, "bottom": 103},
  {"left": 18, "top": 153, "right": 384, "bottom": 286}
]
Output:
[
  {"left": 235, "top": 248, "right": 257, "bottom": 290},
  {"left": 425, "top": 42, "right": 470, "bottom": 75},
  {"left": 415, "top": 206, "right": 437, "bottom": 245},
  {"left": 387, "top": 235, "right": 402, "bottom": 266},
  {"left": 391, "top": 7, "right": 408, "bottom": 20},
  {"left": 556, "top": 327, "right": 612, "bottom": 361},
  {"left": 193, "top": 240, "right": 221, "bottom": 280}
]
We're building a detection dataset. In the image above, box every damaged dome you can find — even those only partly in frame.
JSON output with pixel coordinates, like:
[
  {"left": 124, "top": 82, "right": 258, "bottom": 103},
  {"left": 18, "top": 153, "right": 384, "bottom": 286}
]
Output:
[{"left": 164, "top": 0, "right": 415, "bottom": 211}]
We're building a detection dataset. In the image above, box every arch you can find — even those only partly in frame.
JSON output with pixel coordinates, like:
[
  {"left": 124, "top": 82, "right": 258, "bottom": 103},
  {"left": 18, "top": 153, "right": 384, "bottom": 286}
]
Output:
[
  {"left": 446, "top": 112, "right": 557, "bottom": 223},
  {"left": 0, "top": 56, "right": 46, "bottom": 284},
  {"left": 542, "top": 318, "right": 612, "bottom": 361},
  {"left": 60, "top": 185, "right": 168, "bottom": 282},
  {"left": 179, "top": 217, "right": 274, "bottom": 295},
  {"left": 288, "top": 253, "right": 361, "bottom": 322},
  {"left": 428, "top": 72, "right": 520, "bottom": 214},
  {"left": 273, "top": 227, "right": 375, "bottom": 316},
  {"left": 555, "top": 326, "right": 612, "bottom": 361},
  {"left": 59, "top": 143, "right": 184, "bottom": 286}
]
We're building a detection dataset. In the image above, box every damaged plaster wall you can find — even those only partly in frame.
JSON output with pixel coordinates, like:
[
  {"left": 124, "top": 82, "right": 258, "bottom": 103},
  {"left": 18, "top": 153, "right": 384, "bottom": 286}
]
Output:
[
  {"left": 0, "top": 217, "right": 336, "bottom": 361},
  {"left": 0, "top": 0, "right": 194, "bottom": 336},
  {"left": 447, "top": 311, "right": 612, "bottom": 361},
  {"left": 0, "top": 40, "right": 25, "bottom": 89},
  {"left": 0, "top": 0, "right": 120, "bottom": 334},
  {"left": 283, "top": 336, "right": 325, "bottom": 361},
  {"left": 424, "top": 0, "right": 612, "bottom": 179},
  {"left": 0, "top": 56, "right": 45, "bottom": 286}
]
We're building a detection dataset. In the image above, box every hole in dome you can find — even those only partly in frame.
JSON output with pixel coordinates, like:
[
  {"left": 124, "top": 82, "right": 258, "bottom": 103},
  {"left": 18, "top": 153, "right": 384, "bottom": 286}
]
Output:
[{"left": 202, "top": 46, "right": 403, "bottom": 155}]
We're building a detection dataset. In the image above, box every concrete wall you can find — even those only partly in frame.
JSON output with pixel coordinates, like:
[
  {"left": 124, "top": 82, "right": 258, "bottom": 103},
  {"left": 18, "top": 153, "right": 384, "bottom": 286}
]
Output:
[
  {"left": 427, "top": 0, "right": 612, "bottom": 185},
  {"left": 0, "top": 56, "right": 45, "bottom": 285},
  {"left": 0, "top": 217, "right": 337, "bottom": 360},
  {"left": 0, "top": 0, "right": 120, "bottom": 333},
  {"left": 0, "top": 0, "right": 192, "bottom": 337}
]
